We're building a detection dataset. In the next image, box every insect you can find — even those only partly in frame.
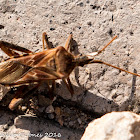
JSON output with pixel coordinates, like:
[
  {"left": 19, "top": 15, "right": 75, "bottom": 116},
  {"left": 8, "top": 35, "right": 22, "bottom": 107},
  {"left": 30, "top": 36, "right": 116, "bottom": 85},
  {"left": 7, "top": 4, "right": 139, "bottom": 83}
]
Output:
[{"left": 0, "top": 33, "right": 140, "bottom": 110}]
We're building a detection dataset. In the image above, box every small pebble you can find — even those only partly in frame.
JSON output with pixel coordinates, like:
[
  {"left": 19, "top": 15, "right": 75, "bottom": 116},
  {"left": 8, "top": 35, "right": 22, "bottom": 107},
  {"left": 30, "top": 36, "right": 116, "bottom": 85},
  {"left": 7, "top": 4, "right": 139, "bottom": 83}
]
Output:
[
  {"left": 21, "top": 106, "right": 27, "bottom": 112},
  {"left": 48, "top": 113, "right": 54, "bottom": 119},
  {"left": 38, "top": 107, "right": 45, "bottom": 112},
  {"left": 50, "top": 28, "right": 55, "bottom": 31},
  {"left": 87, "top": 21, "right": 92, "bottom": 26},
  {"left": 0, "top": 25, "right": 4, "bottom": 29},
  {"left": 45, "top": 105, "right": 54, "bottom": 113},
  {"left": 3, "top": 124, "right": 9, "bottom": 131},
  {"left": 14, "top": 116, "right": 22, "bottom": 127},
  {"left": 69, "top": 121, "right": 74, "bottom": 126},
  {"left": 77, "top": 2, "right": 84, "bottom": 7},
  {"left": 77, "top": 118, "right": 82, "bottom": 124}
]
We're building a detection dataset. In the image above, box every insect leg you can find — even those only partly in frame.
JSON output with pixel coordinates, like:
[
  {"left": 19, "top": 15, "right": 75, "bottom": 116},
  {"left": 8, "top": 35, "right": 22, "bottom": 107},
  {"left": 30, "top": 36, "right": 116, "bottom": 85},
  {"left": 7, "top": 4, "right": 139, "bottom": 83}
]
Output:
[
  {"left": 64, "top": 33, "right": 73, "bottom": 51},
  {"left": 9, "top": 84, "right": 40, "bottom": 110},
  {"left": 0, "top": 41, "right": 33, "bottom": 55},
  {"left": 45, "top": 80, "right": 56, "bottom": 99},
  {"left": 0, "top": 46, "right": 20, "bottom": 57},
  {"left": 86, "top": 36, "right": 117, "bottom": 58},
  {"left": 42, "top": 32, "right": 51, "bottom": 50},
  {"left": 63, "top": 77, "right": 74, "bottom": 95},
  {"left": 9, "top": 80, "right": 56, "bottom": 110},
  {"left": 9, "top": 85, "right": 29, "bottom": 110}
]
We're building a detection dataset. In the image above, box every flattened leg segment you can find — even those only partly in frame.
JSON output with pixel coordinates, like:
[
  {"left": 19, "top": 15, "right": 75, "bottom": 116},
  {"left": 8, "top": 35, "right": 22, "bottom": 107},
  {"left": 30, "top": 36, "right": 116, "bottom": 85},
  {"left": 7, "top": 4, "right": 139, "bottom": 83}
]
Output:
[
  {"left": 0, "top": 41, "right": 33, "bottom": 55},
  {"left": 9, "top": 84, "right": 39, "bottom": 110},
  {"left": 1, "top": 45, "right": 20, "bottom": 57},
  {"left": 9, "top": 80, "right": 56, "bottom": 110},
  {"left": 9, "top": 85, "right": 27, "bottom": 110}
]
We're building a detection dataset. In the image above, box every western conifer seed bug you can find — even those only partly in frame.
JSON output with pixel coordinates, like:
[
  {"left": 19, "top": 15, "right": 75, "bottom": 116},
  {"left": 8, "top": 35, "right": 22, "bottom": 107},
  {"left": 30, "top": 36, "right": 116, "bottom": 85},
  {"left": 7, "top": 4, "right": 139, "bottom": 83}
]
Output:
[{"left": 0, "top": 32, "right": 140, "bottom": 110}]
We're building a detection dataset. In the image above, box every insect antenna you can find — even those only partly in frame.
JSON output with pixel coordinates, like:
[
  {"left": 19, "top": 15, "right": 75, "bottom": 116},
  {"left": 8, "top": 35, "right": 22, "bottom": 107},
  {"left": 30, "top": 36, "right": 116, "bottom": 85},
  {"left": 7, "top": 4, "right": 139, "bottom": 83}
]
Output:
[
  {"left": 95, "top": 35, "right": 117, "bottom": 56},
  {"left": 87, "top": 35, "right": 117, "bottom": 59},
  {"left": 87, "top": 36, "right": 140, "bottom": 77},
  {"left": 90, "top": 60, "right": 140, "bottom": 77}
]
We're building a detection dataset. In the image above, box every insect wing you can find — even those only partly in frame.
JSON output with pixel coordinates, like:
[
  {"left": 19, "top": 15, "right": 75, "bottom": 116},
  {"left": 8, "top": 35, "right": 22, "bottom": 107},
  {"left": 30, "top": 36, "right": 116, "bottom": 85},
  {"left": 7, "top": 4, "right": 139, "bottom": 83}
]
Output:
[{"left": 0, "top": 60, "right": 31, "bottom": 85}]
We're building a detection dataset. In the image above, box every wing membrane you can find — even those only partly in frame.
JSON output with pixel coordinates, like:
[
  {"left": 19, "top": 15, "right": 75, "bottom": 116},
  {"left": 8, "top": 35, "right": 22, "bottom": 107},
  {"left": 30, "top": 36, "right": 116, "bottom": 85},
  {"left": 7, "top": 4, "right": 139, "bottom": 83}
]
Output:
[
  {"left": 0, "top": 60, "right": 62, "bottom": 85},
  {"left": 10, "top": 66, "right": 61, "bottom": 85},
  {"left": 0, "top": 61, "right": 31, "bottom": 84}
]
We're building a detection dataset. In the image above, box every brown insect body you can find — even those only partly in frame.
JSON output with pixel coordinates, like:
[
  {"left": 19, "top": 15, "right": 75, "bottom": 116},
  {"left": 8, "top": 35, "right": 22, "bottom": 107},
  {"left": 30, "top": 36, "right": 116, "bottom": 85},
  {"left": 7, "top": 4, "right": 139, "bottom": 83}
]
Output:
[
  {"left": 0, "top": 46, "right": 76, "bottom": 85},
  {"left": 0, "top": 33, "right": 140, "bottom": 110}
]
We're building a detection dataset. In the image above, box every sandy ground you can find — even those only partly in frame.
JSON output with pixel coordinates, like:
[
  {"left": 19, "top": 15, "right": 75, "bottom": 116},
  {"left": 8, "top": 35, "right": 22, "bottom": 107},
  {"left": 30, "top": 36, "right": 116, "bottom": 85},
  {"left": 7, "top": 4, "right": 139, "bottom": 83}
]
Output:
[{"left": 0, "top": 0, "right": 140, "bottom": 139}]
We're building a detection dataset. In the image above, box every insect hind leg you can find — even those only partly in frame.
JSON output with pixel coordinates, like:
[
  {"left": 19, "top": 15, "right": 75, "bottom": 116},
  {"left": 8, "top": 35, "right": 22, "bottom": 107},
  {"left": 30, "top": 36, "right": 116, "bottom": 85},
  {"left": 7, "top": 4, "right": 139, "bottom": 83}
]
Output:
[
  {"left": 64, "top": 33, "right": 73, "bottom": 51},
  {"left": 0, "top": 41, "right": 33, "bottom": 58},
  {"left": 9, "top": 84, "right": 39, "bottom": 110},
  {"left": 42, "top": 32, "right": 52, "bottom": 50}
]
